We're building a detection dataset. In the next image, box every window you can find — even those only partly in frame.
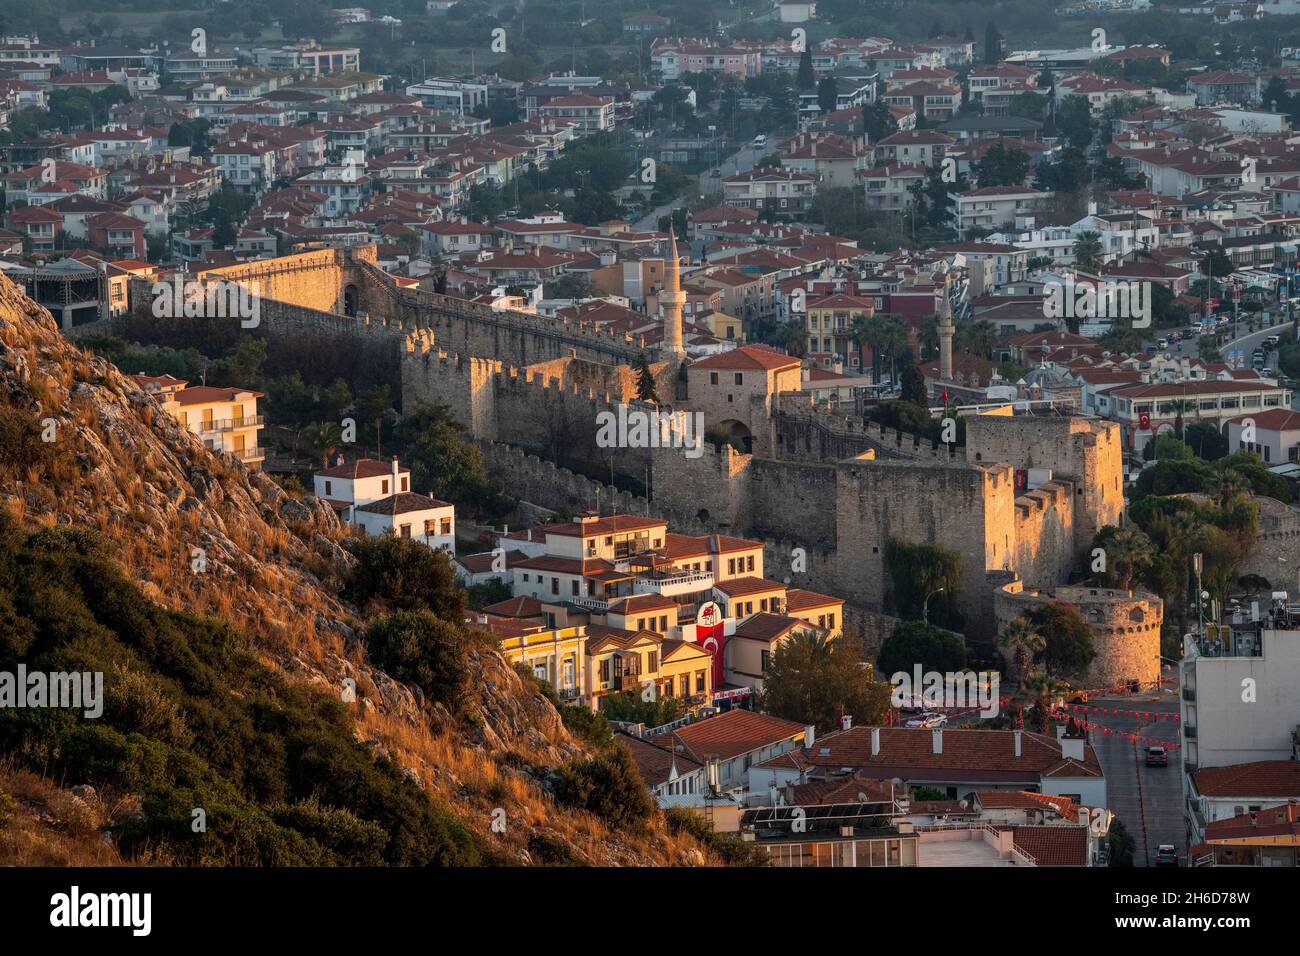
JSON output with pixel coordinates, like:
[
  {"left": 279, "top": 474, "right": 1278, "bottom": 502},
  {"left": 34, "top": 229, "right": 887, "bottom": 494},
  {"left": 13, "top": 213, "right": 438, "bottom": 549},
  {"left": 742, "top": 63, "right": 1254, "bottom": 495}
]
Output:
[
  {"left": 600, "top": 658, "right": 611, "bottom": 683},
  {"left": 324, "top": 480, "right": 332, "bottom": 495},
  {"left": 399, "top": 524, "right": 411, "bottom": 538},
  {"left": 746, "top": 555, "right": 755, "bottom": 572},
  {"left": 647, "top": 651, "right": 658, "bottom": 672},
  {"left": 381, "top": 479, "right": 389, "bottom": 494},
  {"left": 734, "top": 372, "right": 743, "bottom": 385},
  {"left": 440, "top": 517, "right": 452, "bottom": 535},
  {"left": 424, "top": 519, "right": 437, "bottom": 536},
  {"left": 696, "top": 671, "right": 706, "bottom": 693},
  {"left": 401, "top": 476, "right": 409, "bottom": 491},
  {"left": 550, "top": 578, "right": 559, "bottom": 595},
  {"left": 761, "top": 650, "right": 771, "bottom": 673},
  {"left": 728, "top": 558, "right": 737, "bottom": 575}
]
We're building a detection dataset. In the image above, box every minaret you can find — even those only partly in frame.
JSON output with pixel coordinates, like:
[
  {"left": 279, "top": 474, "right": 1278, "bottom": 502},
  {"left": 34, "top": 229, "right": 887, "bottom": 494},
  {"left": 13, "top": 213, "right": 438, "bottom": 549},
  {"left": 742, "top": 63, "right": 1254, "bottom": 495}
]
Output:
[
  {"left": 937, "top": 275, "right": 955, "bottom": 384},
  {"left": 662, "top": 230, "right": 686, "bottom": 359}
]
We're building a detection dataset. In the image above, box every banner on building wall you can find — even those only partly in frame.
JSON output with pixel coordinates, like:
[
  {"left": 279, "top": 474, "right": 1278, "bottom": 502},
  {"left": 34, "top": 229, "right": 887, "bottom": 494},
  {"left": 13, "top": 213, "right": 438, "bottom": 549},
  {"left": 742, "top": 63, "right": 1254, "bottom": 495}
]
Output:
[
  {"left": 1138, "top": 411, "right": 1151, "bottom": 431},
  {"left": 696, "top": 601, "right": 726, "bottom": 690}
]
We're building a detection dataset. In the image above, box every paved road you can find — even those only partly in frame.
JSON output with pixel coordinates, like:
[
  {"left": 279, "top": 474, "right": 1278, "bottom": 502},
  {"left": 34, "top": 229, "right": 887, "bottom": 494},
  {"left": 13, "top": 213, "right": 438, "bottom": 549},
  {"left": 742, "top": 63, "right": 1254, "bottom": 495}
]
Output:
[
  {"left": 1088, "top": 688, "right": 1184, "bottom": 866},
  {"left": 631, "top": 142, "right": 770, "bottom": 231}
]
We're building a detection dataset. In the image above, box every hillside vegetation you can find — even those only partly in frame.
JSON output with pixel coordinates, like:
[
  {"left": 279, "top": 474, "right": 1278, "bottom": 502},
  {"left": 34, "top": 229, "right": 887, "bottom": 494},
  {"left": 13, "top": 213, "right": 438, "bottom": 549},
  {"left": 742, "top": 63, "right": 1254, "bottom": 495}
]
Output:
[{"left": 0, "top": 272, "right": 719, "bottom": 866}]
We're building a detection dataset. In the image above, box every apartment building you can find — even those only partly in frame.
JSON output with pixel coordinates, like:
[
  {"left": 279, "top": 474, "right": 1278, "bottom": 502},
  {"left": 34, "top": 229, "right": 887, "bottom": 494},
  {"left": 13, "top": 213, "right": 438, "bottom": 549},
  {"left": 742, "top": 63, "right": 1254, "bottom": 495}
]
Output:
[
  {"left": 132, "top": 375, "right": 265, "bottom": 468},
  {"left": 722, "top": 169, "right": 817, "bottom": 215}
]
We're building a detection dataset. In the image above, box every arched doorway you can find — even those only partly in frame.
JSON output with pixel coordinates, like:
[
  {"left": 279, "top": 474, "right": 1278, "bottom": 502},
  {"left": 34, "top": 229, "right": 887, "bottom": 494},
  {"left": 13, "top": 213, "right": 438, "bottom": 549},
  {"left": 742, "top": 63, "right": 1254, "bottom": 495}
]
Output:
[
  {"left": 343, "top": 283, "right": 359, "bottom": 317},
  {"left": 707, "top": 419, "right": 753, "bottom": 454}
]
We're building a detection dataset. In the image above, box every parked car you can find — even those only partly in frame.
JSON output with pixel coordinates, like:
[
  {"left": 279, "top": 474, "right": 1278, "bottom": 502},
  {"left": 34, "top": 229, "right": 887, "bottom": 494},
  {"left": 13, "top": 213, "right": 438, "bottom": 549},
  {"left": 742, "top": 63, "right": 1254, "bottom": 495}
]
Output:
[
  {"left": 1157, "top": 337, "right": 1169, "bottom": 350},
  {"left": 753, "top": 134, "right": 767, "bottom": 148},
  {"left": 905, "top": 712, "right": 948, "bottom": 728},
  {"left": 1155, "top": 844, "right": 1179, "bottom": 866},
  {"left": 1145, "top": 746, "right": 1168, "bottom": 767}
]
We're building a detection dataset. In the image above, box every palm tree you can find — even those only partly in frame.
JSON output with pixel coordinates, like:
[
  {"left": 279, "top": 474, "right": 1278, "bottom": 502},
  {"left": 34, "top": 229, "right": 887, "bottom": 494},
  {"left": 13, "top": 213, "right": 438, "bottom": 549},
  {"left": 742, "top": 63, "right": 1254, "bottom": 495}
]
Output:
[
  {"left": 850, "top": 314, "right": 885, "bottom": 381},
  {"left": 1072, "top": 231, "right": 1104, "bottom": 273},
  {"left": 777, "top": 320, "right": 807, "bottom": 357},
  {"left": 1022, "top": 674, "right": 1070, "bottom": 733},
  {"left": 1101, "top": 526, "right": 1156, "bottom": 591},
  {"left": 303, "top": 421, "right": 344, "bottom": 470},
  {"left": 998, "top": 617, "right": 1046, "bottom": 681},
  {"left": 877, "top": 314, "right": 911, "bottom": 386},
  {"left": 955, "top": 319, "right": 997, "bottom": 359}
]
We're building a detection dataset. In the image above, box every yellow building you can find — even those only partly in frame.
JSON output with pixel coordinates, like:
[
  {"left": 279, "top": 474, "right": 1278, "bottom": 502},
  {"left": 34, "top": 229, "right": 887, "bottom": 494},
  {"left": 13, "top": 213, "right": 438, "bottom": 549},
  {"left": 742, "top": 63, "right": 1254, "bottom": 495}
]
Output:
[{"left": 585, "top": 625, "right": 713, "bottom": 712}]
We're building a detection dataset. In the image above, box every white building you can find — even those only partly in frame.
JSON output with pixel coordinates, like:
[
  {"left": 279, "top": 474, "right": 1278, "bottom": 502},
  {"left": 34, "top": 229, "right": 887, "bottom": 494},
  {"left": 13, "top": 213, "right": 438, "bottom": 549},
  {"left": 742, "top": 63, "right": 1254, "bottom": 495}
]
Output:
[
  {"left": 314, "top": 457, "right": 455, "bottom": 554},
  {"left": 1226, "top": 408, "right": 1300, "bottom": 465},
  {"left": 354, "top": 492, "right": 456, "bottom": 554},
  {"left": 1181, "top": 608, "right": 1300, "bottom": 845},
  {"left": 950, "top": 186, "right": 1051, "bottom": 238}
]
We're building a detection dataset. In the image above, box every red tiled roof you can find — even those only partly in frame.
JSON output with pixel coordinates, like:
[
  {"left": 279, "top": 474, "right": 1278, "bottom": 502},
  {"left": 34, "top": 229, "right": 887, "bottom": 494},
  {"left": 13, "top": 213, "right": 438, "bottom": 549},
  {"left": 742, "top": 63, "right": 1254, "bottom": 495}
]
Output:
[
  {"left": 651, "top": 709, "right": 807, "bottom": 763},
  {"left": 1193, "top": 761, "right": 1300, "bottom": 799}
]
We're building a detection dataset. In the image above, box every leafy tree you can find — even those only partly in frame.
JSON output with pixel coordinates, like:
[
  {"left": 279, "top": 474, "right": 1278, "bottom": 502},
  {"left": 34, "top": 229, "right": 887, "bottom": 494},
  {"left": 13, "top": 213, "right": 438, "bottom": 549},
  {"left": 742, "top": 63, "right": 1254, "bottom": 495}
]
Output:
[
  {"left": 466, "top": 578, "right": 512, "bottom": 610},
  {"left": 877, "top": 620, "right": 967, "bottom": 677},
  {"left": 984, "top": 23, "right": 1002, "bottom": 64},
  {"left": 363, "top": 610, "right": 479, "bottom": 713},
  {"left": 762, "top": 631, "right": 892, "bottom": 732},
  {"left": 599, "top": 691, "right": 685, "bottom": 727},
  {"left": 555, "top": 744, "right": 656, "bottom": 831},
  {"left": 901, "top": 364, "right": 928, "bottom": 406},
  {"left": 1025, "top": 603, "right": 1095, "bottom": 681},
  {"left": 1034, "top": 146, "right": 1089, "bottom": 193},
  {"left": 393, "top": 402, "right": 506, "bottom": 515},
  {"left": 817, "top": 75, "right": 838, "bottom": 115},
  {"left": 974, "top": 144, "right": 1031, "bottom": 188},
  {"left": 1108, "top": 817, "right": 1136, "bottom": 866},
  {"left": 303, "top": 420, "right": 344, "bottom": 469},
  {"left": 1183, "top": 421, "right": 1228, "bottom": 460},
  {"left": 1054, "top": 97, "right": 1095, "bottom": 151},
  {"left": 883, "top": 537, "right": 963, "bottom": 626},
  {"left": 344, "top": 534, "right": 467, "bottom": 621},
  {"left": 861, "top": 100, "right": 898, "bottom": 142}
]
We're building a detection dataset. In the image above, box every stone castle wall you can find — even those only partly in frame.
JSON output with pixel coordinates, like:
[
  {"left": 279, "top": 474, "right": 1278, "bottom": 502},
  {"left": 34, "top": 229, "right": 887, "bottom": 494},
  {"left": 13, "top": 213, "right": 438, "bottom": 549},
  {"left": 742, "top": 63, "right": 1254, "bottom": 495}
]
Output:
[
  {"left": 994, "top": 580, "right": 1162, "bottom": 689},
  {"left": 1013, "top": 480, "right": 1077, "bottom": 590}
]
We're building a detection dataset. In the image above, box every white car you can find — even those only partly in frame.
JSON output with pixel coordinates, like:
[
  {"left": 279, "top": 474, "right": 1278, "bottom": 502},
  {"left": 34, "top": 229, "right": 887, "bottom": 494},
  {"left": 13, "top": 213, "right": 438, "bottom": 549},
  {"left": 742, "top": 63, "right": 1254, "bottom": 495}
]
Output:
[{"left": 905, "top": 712, "right": 948, "bottom": 728}]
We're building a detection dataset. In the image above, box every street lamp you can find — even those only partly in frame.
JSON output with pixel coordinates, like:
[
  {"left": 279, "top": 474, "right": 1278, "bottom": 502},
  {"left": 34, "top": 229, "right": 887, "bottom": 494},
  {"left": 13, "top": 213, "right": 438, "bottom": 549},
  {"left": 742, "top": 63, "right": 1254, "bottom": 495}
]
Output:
[{"left": 923, "top": 587, "right": 945, "bottom": 624}]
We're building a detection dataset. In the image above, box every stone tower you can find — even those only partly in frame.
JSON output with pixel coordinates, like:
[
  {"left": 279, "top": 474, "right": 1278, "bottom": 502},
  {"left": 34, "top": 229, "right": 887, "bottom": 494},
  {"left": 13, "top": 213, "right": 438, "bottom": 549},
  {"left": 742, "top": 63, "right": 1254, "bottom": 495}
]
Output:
[
  {"left": 937, "top": 275, "right": 955, "bottom": 384},
  {"left": 661, "top": 230, "right": 686, "bottom": 359}
]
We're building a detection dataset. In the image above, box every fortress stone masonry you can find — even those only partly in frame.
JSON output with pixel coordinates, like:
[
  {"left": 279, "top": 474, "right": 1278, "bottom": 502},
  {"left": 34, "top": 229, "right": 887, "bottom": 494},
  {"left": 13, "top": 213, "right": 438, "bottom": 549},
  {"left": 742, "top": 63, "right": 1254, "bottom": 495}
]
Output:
[
  {"left": 107, "top": 246, "right": 1185, "bottom": 656},
  {"left": 994, "top": 581, "right": 1164, "bottom": 690}
]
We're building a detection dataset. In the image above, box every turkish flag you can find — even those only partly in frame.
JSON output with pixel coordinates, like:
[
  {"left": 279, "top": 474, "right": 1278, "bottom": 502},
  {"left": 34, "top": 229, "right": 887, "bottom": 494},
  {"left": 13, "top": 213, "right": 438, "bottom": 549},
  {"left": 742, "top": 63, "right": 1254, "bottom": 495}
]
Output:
[
  {"left": 1139, "top": 412, "right": 1152, "bottom": 431},
  {"left": 941, "top": 388, "right": 948, "bottom": 403}
]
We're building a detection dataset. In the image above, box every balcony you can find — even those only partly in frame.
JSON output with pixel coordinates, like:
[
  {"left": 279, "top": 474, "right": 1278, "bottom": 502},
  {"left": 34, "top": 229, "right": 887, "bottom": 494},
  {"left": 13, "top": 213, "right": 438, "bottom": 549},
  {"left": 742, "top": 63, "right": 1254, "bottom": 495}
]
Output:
[
  {"left": 203, "top": 415, "right": 265, "bottom": 432},
  {"left": 1184, "top": 724, "right": 1197, "bottom": 739},
  {"left": 570, "top": 596, "right": 611, "bottom": 611},
  {"left": 633, "top": 569, "right": 715, "bottom": 597},
  {"left": 1182, "top": 687, "right": 1196, "bottom": 702},
  {"left": 229, "top": 446, "right": 265, "bottom": 462}
]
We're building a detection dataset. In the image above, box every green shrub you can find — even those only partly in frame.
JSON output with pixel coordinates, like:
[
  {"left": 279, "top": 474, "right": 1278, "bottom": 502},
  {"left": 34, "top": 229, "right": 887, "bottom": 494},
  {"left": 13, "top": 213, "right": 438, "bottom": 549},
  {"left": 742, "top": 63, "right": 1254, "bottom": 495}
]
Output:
[
  {"left": 0, "top": 512, "right": 495, "bottom": 866},
  {"left": 363, "top": 610, "right": 478, "bottom": 714},
  {"left": 344, "top": 535, "right": 467, "bottom": 621},
  {"left": 555, "top": 744, "right": 655, "bottom": 831}
]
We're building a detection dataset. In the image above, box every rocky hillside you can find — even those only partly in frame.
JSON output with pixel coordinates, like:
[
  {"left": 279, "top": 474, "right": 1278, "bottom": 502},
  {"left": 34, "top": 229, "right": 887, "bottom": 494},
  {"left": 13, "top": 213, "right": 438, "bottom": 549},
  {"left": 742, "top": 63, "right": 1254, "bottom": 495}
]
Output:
[{"left": 0, "top": 273, "right": 713, "bottom": 866}]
